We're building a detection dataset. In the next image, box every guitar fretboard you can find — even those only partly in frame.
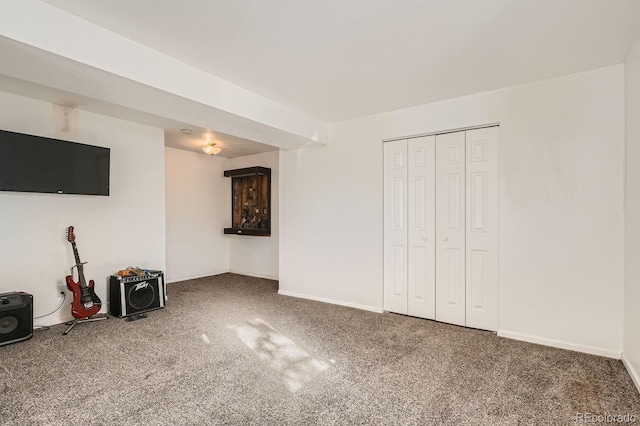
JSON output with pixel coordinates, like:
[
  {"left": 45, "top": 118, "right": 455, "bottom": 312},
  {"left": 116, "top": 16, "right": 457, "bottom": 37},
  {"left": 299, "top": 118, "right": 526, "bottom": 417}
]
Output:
[{"left": 71, "top": 241, "right": 87, "bottom": 288}]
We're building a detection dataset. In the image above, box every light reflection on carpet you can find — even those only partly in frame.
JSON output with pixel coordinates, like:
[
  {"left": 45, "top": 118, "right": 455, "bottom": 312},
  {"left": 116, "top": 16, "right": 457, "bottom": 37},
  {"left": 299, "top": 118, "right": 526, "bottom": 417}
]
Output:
[{"left": 228, "top": 318, "right": 328, "bottom": 392}]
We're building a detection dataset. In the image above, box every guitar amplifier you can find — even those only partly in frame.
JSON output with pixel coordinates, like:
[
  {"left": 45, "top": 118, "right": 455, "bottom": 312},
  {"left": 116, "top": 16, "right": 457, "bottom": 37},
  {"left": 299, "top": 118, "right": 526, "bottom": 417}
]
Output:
[
  {"left": 109, "top": 271, "right": 166, "bottom": 318},
  {"left": 0, "top": 292, "right": 33, "bottom": 347}
]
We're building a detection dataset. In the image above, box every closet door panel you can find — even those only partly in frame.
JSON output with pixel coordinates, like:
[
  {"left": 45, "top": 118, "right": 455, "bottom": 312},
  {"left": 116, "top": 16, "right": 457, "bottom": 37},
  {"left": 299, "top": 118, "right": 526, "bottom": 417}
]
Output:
[
  {"left": 384, "top": 140, "right": 408, "bottom": 314},
  {"left": 465, "top": 127, "right": 499, "bottom": 331},
  {"left": 407, "top": 136, "right": 435, "bottom": 319},
  {"left": 435, "top": 131, "right": 466, "bottom": 326}
]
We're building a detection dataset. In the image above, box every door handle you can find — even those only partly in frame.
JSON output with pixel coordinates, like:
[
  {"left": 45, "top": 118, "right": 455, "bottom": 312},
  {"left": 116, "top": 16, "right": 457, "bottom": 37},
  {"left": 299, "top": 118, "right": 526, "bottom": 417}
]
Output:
[{"left": 442, "top": 237, "right": 448, "bottom": 242}]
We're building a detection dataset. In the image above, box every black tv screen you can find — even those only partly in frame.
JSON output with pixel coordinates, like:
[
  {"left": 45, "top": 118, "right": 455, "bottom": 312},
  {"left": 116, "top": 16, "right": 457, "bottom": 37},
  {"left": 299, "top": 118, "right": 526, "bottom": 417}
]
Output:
[{"left": 0, "top": 129, "right": 110, "bottom": 196}]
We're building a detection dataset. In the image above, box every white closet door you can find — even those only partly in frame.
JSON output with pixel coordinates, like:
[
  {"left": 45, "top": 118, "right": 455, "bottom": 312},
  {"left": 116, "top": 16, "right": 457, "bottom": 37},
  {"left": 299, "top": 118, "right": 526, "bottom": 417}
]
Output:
[
  {"left": 384, "top": 140, "right": 408, "bottom": 314},
  {"left": 407, "top": 136, "right": 436, "bottom": 319},
  {"left": 465, "top": 127, "right": 499, "bottom": 331},
  {"left": 435, "top": 131, "right": 466, "bottom": 326}
]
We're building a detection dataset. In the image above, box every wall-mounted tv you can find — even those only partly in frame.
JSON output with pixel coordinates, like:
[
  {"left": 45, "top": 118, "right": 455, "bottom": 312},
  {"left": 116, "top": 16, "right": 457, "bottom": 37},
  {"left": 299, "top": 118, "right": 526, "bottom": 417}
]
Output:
[{"left": 0, "top": 129, "right": 110, "bottom": 196}]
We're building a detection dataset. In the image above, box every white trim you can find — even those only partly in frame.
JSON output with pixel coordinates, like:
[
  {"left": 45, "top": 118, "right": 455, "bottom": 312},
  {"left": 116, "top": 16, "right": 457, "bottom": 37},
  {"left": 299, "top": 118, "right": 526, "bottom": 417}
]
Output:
[
  {"left": 383, "top": 123, "right": 500, "bottom": 143},
  {"left": 277, "top": 290, "right": 384, "bottom": 313},
  {"left": 165, "top": 270, "right": 278, "bottom": 284},
  {"left": 498, "top": 330, "right": 621, "bottom": 359},
  {"left": 228, "top": 269, "right": 278, "bottom": 280},
  {"left": 34, "top": 312, "right": 74, "bottom": 327},
  {"left": 165, "top": 270, "right": 229, "bottom": 284},
  {"left": 622, "top": 353, "right": 640, "bottom": 394}
]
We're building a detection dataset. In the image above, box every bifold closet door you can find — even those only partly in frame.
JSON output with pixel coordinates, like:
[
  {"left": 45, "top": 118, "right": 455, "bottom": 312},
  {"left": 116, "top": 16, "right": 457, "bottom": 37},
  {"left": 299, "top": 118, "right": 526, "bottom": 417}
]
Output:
[
  {"left": 385, "top": 128, "right": 498, "bottom": 331},
  {"left": 465, "top": 127, "right": 499, "bottom": 331},
  {"left": 384, "top": 137, "right": 436, "bottom": 318},
  {"left": 435, "top": 131, "right": 466, "bottom": 327},
  {"left": 384, "top": 140, "right": 408, "bottom": 314},
  {"left": 407, "top": 136, "right": 435, "bottom": 319}
]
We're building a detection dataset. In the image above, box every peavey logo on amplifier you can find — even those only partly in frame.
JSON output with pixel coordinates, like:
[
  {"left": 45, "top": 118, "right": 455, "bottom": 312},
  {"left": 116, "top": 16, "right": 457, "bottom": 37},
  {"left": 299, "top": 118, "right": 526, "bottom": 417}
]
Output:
[
  {"left": 122, "top": 274, "right": 157, "bottom": 283},
  {"left": 134, "top": 281, "right": 149, "bottom": 291}
]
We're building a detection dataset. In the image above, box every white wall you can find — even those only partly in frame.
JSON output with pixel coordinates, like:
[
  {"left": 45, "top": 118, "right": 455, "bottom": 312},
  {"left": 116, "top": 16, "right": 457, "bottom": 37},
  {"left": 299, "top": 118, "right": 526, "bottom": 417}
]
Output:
[
  {"left": 165, "top": 148, "right": 230, "bottom": 282},
  {"left": 164, "top": 149, "right": 278, "bottom": 282},
  {"left": 0, "top": 91, "right": 165, "bottom": 326},
  {"left": 227, "top": 151, "right": 279, "bottom": 280},
  {"left": 280, "top": 65, "right": 625, "bottom": 357},
  {"left": 624, "top": 36, "right": 640, "bottom": 391}
]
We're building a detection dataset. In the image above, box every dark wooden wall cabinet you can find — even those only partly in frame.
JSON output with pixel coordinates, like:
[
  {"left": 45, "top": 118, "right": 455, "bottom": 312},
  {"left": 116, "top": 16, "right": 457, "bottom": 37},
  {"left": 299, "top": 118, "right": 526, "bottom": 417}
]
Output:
[{"left": 224, "top": 167, "right": 271, "bottom": 236}]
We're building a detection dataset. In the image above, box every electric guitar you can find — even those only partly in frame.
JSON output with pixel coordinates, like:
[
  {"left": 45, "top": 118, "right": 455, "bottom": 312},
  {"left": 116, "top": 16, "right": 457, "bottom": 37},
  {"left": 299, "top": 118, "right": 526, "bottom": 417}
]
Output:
[{"left": 65, "top": 226, "right": 101, "bottom": 319}]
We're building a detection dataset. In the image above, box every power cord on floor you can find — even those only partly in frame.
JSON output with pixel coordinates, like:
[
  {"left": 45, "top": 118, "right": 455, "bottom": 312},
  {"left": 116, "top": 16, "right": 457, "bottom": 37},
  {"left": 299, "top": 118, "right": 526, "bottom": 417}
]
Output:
[{"left": 33, "top": 291, "right": 66, "bottom": 330}]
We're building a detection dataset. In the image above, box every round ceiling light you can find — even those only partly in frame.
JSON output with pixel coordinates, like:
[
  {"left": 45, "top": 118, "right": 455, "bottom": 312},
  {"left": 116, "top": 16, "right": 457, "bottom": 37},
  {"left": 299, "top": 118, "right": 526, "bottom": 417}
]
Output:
[{"left": 202, "top": 142, "right": 222, "bottom": 155}]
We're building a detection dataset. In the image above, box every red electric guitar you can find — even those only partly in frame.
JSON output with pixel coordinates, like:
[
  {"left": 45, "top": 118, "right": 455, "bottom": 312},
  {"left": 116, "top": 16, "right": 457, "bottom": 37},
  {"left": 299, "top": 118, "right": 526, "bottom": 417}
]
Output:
[{"left": 66, "top": 226, "right": 101, "bottom": 319}]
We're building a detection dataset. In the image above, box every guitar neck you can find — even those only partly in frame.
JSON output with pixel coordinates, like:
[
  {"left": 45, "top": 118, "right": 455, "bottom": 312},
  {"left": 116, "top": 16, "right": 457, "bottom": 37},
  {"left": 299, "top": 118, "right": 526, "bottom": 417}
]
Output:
[{"left": 71, "top": 241, "right": 87, "bottom": 288}]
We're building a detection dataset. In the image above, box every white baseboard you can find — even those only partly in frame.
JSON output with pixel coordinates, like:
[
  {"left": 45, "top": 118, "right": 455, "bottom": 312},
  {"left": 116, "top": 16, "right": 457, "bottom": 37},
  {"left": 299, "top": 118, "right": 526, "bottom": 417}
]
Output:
[
  {"left": 277, "top": 290, "right": 384, "bottom": 313},
  {"left": 34, "top": 302, "right": 110, "bottom": 328},
  {"left": 497, "top": 330, "right": 621, "bottom": 359},
  {"left": 34, "top": 313, "right": 74, "bottom": 328},
  {"left": 165, "top": 270, "right": 229, "bottom": 284},
  {"left": 228, "top": 269, "right": 278, "bottom": 280},
  {"left": 622, "top": 353, "right": 640, "bottom": 394},
  {"left": 166, "top": 270, "right": 278, "bottom": 283}
]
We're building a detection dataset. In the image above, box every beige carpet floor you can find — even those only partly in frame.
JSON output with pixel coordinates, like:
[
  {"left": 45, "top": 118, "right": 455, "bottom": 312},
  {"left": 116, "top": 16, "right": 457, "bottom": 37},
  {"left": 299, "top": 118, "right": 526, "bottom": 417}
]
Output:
[{"left": 1, "top": 273, "right": 638, "bottom": 425}]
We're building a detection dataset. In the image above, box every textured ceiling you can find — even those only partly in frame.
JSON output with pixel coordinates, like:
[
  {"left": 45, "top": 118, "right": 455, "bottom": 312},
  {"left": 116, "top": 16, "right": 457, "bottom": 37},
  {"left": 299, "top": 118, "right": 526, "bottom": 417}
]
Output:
[{"left": 45, "top": 0, "right": 640, "bottom": 122}]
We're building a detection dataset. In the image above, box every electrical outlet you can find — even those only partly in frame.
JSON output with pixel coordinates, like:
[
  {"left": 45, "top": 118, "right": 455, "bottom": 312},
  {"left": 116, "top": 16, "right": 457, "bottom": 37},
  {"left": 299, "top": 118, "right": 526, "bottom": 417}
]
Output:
[{"left": 57, "top": 285, "right": 66, "bottom": 295}]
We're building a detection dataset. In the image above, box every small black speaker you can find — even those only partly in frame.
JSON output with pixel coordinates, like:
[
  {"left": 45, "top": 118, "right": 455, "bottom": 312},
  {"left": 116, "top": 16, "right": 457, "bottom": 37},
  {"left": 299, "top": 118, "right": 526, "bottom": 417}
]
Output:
[
  {"left": 0, "top": 292, "right": 33, "bottom": 347},
  {"left": 109, "top": 272, "right": 165, "bottom": 318}
]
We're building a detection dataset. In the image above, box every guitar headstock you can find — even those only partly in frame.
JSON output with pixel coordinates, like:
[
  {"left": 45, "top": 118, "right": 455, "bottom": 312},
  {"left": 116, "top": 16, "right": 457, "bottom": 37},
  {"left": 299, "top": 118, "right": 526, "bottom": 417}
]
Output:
[{"left": 66, "top": 226, "right": 76, "bottom": 243}]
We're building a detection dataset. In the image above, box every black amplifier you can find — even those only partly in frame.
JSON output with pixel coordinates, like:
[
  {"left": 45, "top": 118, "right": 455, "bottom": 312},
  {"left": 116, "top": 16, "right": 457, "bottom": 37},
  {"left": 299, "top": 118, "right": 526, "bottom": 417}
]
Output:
[
  {"left": 0, "top": 291, "right": 33, "bottom": 346},
  {"left": 109, "top": 271, "right": 166, "bottom": 318}
]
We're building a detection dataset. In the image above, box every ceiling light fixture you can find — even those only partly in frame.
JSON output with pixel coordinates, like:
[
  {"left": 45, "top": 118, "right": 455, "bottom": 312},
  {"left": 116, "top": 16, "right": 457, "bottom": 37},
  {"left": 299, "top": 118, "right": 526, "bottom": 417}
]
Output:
[
  {"left": 202, "top": 142, "right": 222, "bottom": 155},
  {"left": 180, "top": 128, "right": 193, "bottom": 135}
]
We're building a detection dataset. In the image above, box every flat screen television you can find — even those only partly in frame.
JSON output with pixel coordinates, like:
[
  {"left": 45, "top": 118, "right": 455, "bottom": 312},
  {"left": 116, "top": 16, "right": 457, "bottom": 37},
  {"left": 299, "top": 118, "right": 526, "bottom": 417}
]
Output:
[{"left": 0, "top": 129, "right": 110, "bottom": 196}]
